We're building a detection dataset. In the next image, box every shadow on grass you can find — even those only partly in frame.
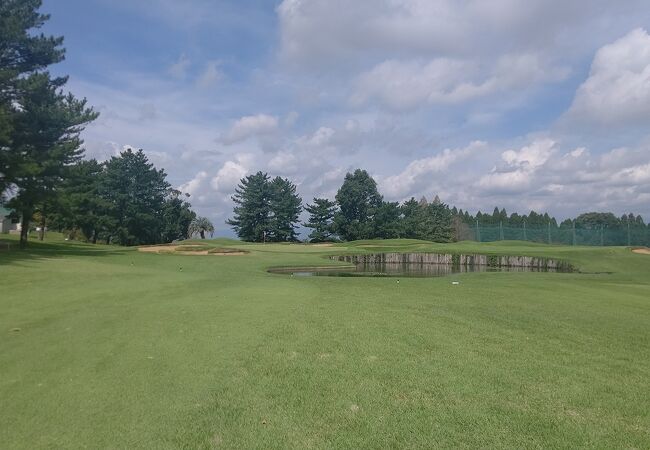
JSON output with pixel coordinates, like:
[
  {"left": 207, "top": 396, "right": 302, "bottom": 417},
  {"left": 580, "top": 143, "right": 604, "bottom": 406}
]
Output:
[{"left": 0, "top": 237, "right": 126, "bottom": 266}]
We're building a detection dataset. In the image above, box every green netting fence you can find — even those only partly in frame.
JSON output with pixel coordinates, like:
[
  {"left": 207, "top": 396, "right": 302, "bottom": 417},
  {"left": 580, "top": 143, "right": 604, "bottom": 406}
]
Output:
[{"left": 467, "top": 223, "right": 650, "bottom": 246}]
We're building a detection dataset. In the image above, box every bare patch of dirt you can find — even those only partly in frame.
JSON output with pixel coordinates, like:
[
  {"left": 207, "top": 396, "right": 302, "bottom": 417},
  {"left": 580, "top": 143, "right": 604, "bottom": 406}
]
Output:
[
  {"left": 312, "top": 243, "right": 334, "bottom": 247},
  {"left": 632, "top": 247, "right": 650, "bottom": 255}
]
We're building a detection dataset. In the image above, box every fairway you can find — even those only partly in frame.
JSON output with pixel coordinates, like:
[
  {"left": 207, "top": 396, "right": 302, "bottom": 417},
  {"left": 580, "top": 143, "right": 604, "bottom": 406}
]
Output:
[{"left": 1, "top": 237, "right": 650, "bottom": 448}]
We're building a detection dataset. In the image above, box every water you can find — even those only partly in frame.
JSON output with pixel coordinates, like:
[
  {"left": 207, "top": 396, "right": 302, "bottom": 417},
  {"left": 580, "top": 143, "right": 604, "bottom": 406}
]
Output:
[{"left": 270, "top": 262, "right": 569, "bottom": 278}]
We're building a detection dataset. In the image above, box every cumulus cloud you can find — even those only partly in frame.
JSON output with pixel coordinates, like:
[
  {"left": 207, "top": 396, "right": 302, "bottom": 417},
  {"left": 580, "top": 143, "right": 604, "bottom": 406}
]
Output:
[
  {"left": 277, "top": 0, "right": 645, "bottom": 67},
  {"left": 352, "top": 54, "right": 568, "bottom": 110},
  {"left": 220, "top": 114, "right": 279, "bottom": 145},
  {"left": 477, "top": 139, "right": 557, "bottom": 193},
  {"left": 210, "top": 159, "right": 249, "bottom": 193},
  {"left": 566, "top": 28, "right": 650, "bottom": 126},
  {"left": 380, "top": 141, "right": 486, "bottom": 198}
]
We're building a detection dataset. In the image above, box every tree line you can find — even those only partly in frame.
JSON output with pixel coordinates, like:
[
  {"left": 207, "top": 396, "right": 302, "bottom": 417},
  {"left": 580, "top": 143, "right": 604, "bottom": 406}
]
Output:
[
  {"left": 0, "top": 1, "right": 203, "bottom": 247},
  {"left": 228, "top": 169, "right": 649, "bottom": 244},
  {"left": 228, "top": 169, "right": 455, "bottom": 243}
]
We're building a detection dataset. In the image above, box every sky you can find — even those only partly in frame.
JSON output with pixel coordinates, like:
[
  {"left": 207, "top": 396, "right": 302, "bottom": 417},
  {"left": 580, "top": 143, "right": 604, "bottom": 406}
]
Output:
[{"left": 41, "top": 0, "right": 650, "bottom": 235}]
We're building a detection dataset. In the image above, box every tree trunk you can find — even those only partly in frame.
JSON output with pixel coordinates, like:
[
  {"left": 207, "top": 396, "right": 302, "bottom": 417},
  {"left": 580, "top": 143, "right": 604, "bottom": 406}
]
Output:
[
  {"left": 19, "top": 211, "right": 30, "bottom": 249},
  {"left": 38, "top": 211, "right": 46, "bottom": 241},
  {"left": 91, "top": 229, "right": 97, "bottom": 244},
  {"left": 200, "top": 230, "right": 205, "bottom": 239}
]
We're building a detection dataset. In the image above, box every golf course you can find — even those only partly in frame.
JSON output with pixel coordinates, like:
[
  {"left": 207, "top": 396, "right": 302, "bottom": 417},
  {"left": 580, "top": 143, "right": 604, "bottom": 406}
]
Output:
[{"left": 1, "top": 235, "right": 649, "bottom": 449}]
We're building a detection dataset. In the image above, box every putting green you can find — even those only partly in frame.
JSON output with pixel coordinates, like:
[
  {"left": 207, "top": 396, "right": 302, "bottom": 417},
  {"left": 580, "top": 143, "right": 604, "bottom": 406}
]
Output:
[{"left": 1, "top": 236, "right": 649, "bottom": 448}]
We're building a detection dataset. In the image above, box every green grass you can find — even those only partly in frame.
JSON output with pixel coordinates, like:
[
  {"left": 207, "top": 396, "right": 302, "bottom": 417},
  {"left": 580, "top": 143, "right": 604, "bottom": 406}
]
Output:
[{"left": 1, "top": 235, "right": 649, "bottom": 448}]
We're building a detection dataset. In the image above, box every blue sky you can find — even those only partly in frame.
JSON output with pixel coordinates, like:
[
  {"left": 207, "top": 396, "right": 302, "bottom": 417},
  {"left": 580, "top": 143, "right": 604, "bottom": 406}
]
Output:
[{"left": 41, "top": 0, "right": 650, "bottom": 233}]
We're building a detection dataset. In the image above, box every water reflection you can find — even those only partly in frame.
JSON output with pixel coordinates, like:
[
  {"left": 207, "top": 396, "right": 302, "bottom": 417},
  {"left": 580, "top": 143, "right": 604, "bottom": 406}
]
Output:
[{"left": 270, "top": 262, "right": 568, "bottom": 278}]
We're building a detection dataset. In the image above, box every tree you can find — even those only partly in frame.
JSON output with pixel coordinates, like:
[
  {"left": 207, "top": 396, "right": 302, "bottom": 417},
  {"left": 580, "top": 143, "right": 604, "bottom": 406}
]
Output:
[
  {"left": 161, "top": 190, "right": 196, "bottom": 242},
  {"left": 1, "top": 0, "right": 66, "bottom": 200},
  {"left": 418, "top": 201, "right": 453, "bottom": 242},
  {"left": 227, "top": 172, "right": 303, "bottom": 242},
  {"left": 374, "top": 201, "right": 401, "bottom": 239},
  {"left": 101, "top": 149, "right": 169, "bottom": 246},
  {"left": 304, "top": 198, "right": 337, "bottom": 242},
  {"left": 189, "top": 216, "right": 214, "bottom": 239},
  {"left": 268, "top": 176, "right": 302, "bottom": 242},
  {"left": 227, "top": 171, "right": 272, "bottom": 242},
  {"left": 7, "top": 73, "right": 97, "bottom": 247},
  {"left": 333, "top": 169, "right": 382, "bottom": 241},
  {"left": 575, "top": 212, "right": 620, "bottom": 229},
  {"left": 50, "top": 159, "right": 113, "bottom": 243},
  {"left": 400, "top": 197, "right": 421, "bottom": 239}
]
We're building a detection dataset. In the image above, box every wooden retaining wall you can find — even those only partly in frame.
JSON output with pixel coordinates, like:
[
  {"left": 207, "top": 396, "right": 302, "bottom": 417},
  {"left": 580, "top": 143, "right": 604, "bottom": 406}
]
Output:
[{"left": 332, "top": 253, "right": 573, "bottom": 270}]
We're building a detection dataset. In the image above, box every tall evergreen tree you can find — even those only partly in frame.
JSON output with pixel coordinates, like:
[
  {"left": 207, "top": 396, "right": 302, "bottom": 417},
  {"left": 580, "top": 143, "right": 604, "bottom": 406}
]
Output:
[
  {"left": 0, "top": 0, "right": 66, "bottom": 200},
  {"left": 374, "top": 201, "right": 402, "bottom": 239},
  {"left": 400, "top": 197, "right": 421, "bottom": 239},
  {"left": 51, "top": 158, "right": 113, "bottom": 243},
  {"left": 7, "top": 73, "right": 97, "bottom": 247},
  {"left": 101, "top": 149, "right": 169, "bottom": 246},
  {"left": 418, "top": 201, "right": 453, "bottom": 242},
  {"left": 268, "top": 176, "right": 302, "bottom": 242},
  {"left": 304, "top": 198, "right": 337, "bottom": 242},
  {"left": 227, "top": 171, "right": 272, "bottom": 242},
  {"left": 333, "top": 169, "right": 382, "bottom": 241},
  {"left": 161, "top": 189, "right": 196, "bottom": 242}
]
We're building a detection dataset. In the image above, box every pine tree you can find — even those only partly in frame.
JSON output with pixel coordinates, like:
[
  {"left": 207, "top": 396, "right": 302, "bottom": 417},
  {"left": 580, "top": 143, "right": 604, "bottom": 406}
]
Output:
[
  {"left": 161, "top": 190, "right": 196, "bottom": 242},
  {"left": 7, "top": 73, "right": 97, "bottom": 247},
  {"left": 374, "top": 201, "right": 401, "bottom": 239},
  {"left": 101, "top": 149, "right": 169, "bottom": 245},
  {"left": 400, "top": 197, "right": 421, "bottom": 239},
  {"left": 333, "top": 169, "right": 382, "bottom": 241},
  {"left": 51, "top": 159, "right": 113, "bottom": 243},
  {"left": 268, "top": 176, "right": 302, "bottom": 242},
  {"left": 304, "top": 198, "right": 337, "bottom": 242},
  {"left": 227, "top": 172, "right": 271, "bottom": 242},
  {"left": 418, "top": 201, "right": 453, "bottom": 242},
  {"left": 1, "top": 0, "right": 66, "bottom": 200}
]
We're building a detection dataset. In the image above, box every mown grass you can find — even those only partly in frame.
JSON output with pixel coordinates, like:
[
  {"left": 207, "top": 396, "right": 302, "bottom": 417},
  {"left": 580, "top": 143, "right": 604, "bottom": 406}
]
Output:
[{"left": 1, "top": 235, "right": 649, "bottom": 448}]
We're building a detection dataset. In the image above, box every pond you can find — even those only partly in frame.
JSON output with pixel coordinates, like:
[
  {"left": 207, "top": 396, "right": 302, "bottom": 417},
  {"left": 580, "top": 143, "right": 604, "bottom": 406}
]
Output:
[{"left": 269, "top": 253, "right": 574, "bottom": 278}]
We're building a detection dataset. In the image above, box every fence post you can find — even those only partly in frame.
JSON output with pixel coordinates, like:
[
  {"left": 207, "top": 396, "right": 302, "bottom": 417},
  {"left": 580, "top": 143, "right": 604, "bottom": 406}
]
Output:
[
  {"left": 523, "top": 221, "right": 527, "bottom": 241},
  {"left": 572, "top": 221, "right": 576, "bottom": 246},
  {"left": 627, "top": 221, "right": 631, "bottom": 246},
  {"left": 476, "top": 219, "right": 480, "bottom": 242},
  {"left": 600, "top": 225, "right": 604, "bottom": 246}
]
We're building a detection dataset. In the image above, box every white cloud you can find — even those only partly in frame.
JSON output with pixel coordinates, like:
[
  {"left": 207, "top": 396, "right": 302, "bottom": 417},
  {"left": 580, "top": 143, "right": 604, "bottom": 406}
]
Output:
[
  {"left": 210, "top": 160, "right": 248, "bottom": 193},
  {"left": 380, "top": 141, "right": 486, "bottom": 198},
  {"left": 220, "top": 114, "right": 279, "bottom": 144},
  {"left": 477, "top": 139, "right": 557, "bottom": 193},
  {"left": 352, "top": 54, "right": 568, "bottom": 110},
  {"left": 278, "top": 0, "right": 646, "bottom": 67},
  {"left": 179, "top": 171, "right": 208, "bottom": 198},
  {"left": 567, "top": 28, "right": 650, "bottom": 126}
]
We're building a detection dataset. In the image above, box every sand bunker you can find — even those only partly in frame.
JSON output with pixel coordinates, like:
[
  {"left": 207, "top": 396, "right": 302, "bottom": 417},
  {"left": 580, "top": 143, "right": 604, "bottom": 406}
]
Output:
[
  {"left": 632, "top": 247, "right": 650, "bottom": 255},
  {"left": 138, "top": 245, "right": 247, "bottom": 256}
]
